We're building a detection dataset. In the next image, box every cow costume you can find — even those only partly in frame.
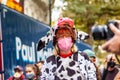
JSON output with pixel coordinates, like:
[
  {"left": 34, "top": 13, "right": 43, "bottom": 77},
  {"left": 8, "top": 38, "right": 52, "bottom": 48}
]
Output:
[{"left": 39, "top": 17, "right": 97, "bottom": 80}]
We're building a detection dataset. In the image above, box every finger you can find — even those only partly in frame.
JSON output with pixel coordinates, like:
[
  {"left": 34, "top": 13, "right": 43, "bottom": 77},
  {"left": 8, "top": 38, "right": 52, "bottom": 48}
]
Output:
[
  {"left": 111, "top": 20, "right": 120, "bottom": 29},
  {"left": 101, "top": 41, "right": 110, "bottom": 50},
  {"left": 109, "top": 24, "right": 120, "bottom": 34},
  {"left": 114, "top": 20, "right": 120, "bottom": 24}
]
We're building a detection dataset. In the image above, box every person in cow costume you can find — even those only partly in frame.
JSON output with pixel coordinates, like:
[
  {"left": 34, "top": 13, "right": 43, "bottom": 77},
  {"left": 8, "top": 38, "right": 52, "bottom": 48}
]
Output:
[{"left": 39, "top": 17, "right": 97, "bottom": 80}]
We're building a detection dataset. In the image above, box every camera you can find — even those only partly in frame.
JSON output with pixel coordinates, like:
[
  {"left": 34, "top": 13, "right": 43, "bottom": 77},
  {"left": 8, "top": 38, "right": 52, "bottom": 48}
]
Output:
[
  {"left": 107, "top": 61, "right": 116, "bottom": 68},
  {"left": 107, "top": 58, "right": 116, "bottom": 68},
  {"left": 92, "top": 20, "right": 119, "bottom": 40}
]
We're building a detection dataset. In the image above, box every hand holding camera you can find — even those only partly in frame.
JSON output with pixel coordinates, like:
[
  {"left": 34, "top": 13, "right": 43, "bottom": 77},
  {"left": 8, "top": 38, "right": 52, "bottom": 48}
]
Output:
[
  {"left": 92, "top": 20, "right": 119, "bottom": 40},
  {"left": 92, "top": 20, "right": 120, "bottom": 55}
]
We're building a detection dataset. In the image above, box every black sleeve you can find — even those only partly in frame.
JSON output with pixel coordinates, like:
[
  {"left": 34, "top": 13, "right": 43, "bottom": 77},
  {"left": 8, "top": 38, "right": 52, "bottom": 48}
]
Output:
[{"left": 102, "top": 68, "right": 108, "bottom": 80}]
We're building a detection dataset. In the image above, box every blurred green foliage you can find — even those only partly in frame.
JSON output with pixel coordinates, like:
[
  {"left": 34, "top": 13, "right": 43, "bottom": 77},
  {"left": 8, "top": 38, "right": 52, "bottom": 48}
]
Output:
[{"left": 62, "top": 0, "right": 120, "bottom": 32}]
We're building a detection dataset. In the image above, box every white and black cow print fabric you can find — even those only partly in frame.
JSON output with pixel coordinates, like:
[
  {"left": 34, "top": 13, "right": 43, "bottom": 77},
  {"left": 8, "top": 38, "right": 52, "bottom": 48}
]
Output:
[{"left": 41, "top": 51, "right": 97, "bottom": 80}]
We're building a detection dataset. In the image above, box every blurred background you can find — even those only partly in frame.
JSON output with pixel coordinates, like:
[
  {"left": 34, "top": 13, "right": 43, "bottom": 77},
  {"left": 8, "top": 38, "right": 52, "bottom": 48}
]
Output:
[{"left": 0, "top": 0, "right": 120, "bottom": 73}]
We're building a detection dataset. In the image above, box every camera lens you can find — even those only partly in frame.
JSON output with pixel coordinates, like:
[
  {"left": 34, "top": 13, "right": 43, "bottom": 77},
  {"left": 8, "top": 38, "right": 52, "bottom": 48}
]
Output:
[
  {"left": 92, "top": 25, "right": 107, "bottom": 40},
  {"left": 91, "top": 20, "right": 119, "bottom": 40}
]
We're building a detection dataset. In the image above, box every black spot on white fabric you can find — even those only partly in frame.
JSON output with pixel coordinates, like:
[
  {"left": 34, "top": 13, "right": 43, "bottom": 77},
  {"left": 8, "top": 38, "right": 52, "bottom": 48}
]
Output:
[
  {"left": 84, "top": 65, "right": 87, "bottom": 71},
  {"left": 77, "top": 71, "right": 80, "bottom": 73},
  {"left": 47, "top": 55, "right": 56, "bottom": 65},
  {"left": 57, "top": 60, "right": 62, "bottom": 68},
  {"left": 77, "top": 76, "right": 82, "bottom": 80},
  {"left": 46, "top": 68, "right": 49, "bottom": 73},
  {"left": 69, "top": 61, "right": 75, "bottom": 67},
  {"left": 70, "top": 78, "right": 73, "bottom": 80},
  {"left": 59, "top": 65, "right": 65, "bottom": 73},
  {"left": 57, "top": 56, "right": 62, "bottom": 67},
  {"left": 52, "top": 67, "right": 56, "bottom": 72},
  {"left": 88, "top": 66, "right": 91, "bottom": 70},
  {"left": 60, "top": 74, "right": 63, "bottom": 77},
  {"left": 66, "top": 68, "right": 75, "bottom": 76},
  {"left": 55, "top": 76, "right": 61, "bottom": 80}
]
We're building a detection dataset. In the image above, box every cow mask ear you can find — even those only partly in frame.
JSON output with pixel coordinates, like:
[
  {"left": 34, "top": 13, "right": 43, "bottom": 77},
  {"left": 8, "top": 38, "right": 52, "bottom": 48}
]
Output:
[
  {"left": 77, "top": 31, "right": 89, "bottom": 41},
  {"left": 37, "top": 28, "right": 55, "bottom": 51}
]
